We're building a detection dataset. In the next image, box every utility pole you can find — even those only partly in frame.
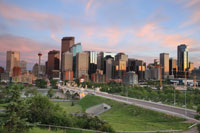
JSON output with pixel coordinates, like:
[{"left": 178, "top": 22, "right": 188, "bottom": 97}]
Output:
[
  {"left": 194, "top": 73, "right": 196, "bottom": 88},
  {"left": 184, "top": 71, "right": 187, "bottom": 116},
  {"left": 126, "top": 84, "right": 128, "bottom": 102},
  {"left": 174, "top": 83, "right": 176, "bottom": 106},
  {"left": 160, "top": 65, "right": 162, "bottom": 90}
]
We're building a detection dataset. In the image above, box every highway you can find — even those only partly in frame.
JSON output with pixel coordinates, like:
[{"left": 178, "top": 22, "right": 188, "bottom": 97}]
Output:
[{"left": 85, "top": 89, "right": 200, "bottom": 123}]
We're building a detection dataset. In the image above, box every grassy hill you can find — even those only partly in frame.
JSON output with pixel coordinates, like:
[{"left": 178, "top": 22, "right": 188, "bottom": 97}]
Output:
[{"left": 75, "top": 95, "right": 192, "bottom": 131}]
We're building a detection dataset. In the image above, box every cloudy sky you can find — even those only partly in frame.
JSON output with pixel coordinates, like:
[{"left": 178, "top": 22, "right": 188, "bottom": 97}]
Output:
[{"left": 0, "top": 0, "right": 200, "bottom": 70}]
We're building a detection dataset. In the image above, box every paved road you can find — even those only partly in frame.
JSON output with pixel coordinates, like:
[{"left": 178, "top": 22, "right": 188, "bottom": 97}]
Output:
[{"left": 86, "top": 89, "right": 200, "bottom": 123}]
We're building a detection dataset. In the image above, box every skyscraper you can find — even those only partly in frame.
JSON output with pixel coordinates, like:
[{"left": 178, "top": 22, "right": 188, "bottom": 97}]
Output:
[
  {"left": 127, "top": 59, "right": 146, "bottom": 81},
  {"left": 47, "top": 50, "right": 60, "bottom": 79},
  {"left": 105, "top": 56, "right": 114, "bottom": 81},
  {"left": 70, "top": 43, "right": 82, "bottom": 77},
  {"left": 169, "top": 58, "right": 177, "bottom": 77},
  {"left": 61, "top": 37, "right": 75, "bottom": 79},
  {"left": 97, "top": 52, "right": 116, "bottom": 72},
  {"left": 61, "top": 37, "right": 75, "bottom": 53},
  {"left": 114, "top": 53, "right": 128, "bottom": 79},
  {"left": 160, "top": 53, "right": 169, "bottom": 79},
  {"left": 20, "top": 60, "right": 27, "bottom": 74},
  {"left": 86, "top": 51, "right": 99, "bottom": 77},
  {"left": 6, "top": 51, "right": 20, "bottom": 77},
  {"left": 62, "top": 52, "right": 73, "bottom": 81},
  {"left": 177, "top": 44, "right": 189, "bottom": 72},
  {"left": 76, "top": 52, "right": 89, "bottom": 79}
]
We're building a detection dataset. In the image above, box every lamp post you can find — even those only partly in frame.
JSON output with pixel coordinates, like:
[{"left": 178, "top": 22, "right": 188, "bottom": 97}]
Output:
[
  {"left": 173, "top": 82, "right": 177, "bottom": 106},
  {"left": 184, "top": 71, "right": 187, "bottom": 116},
  {"left": 126, "top": 84, "right": 128, "bottom": 102}
]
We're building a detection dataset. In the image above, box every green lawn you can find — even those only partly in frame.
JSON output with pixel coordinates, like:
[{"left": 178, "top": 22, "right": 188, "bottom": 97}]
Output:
[
  {"left": 59, "top": 103, "right": 82, "bottom": 113},
  {"left": 76, "top": 95, "right": 193, "bottom": 131}
]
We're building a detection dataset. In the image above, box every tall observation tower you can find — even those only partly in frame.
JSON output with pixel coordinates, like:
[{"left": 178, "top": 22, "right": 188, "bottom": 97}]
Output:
[{"left": 38, "top": 52, "right": 42, "bottom": 77}]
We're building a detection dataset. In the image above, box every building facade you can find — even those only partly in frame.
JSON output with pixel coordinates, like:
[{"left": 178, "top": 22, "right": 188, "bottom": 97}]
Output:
[
  {"left": 169, "top": 58, "right": 177, "bottom": 77},
  {"left": 177, "top": 44, "right": 189, "bottom": 72},
  {"left": 127, "top": 59, "right": 146, "bottom": 81},
  {"left": 61, "top": 37, "right": 75, "bottom": 78},
  {"left": 123, "top": 71, "right": 138, "bottom": 85},
  {"left": 86, "top": 51, "right": 99, "bottom": 78},
  {"left": 62, "top": 52, "right": 73, "bottom": 81},
  {"left": 76, "top": 52, "right": 89, "bottom": 79},
  {"left": 47, "top": 50, "right": 60, "bottom": 79},
  {"left": 70, "top": 43, "right": 82, "bottom": 77},
  {"left": 105, "top": 56, "right": 114, "bottom": 81},
  {"left": 113, "top": 53, "right": 128, "bottom": 79},
  {"left": 6, "top": 51, "right": 20, "bottom": 77},
  {"left": 160, "top": 53, "right": 169, "bottom": 79},
  {"left": 20, "top": 60, "right": 27, "bottom": 74}
]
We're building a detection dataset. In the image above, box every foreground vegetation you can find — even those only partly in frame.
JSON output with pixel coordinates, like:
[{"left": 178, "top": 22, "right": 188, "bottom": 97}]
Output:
[
  {"left": 0, "top": 83, "right": 114, "bottom": 133},
  {"left": 56, "top": 95, "right": 192, "bottom": 131},
  {"left": 79, "top": 81, "right": 200, "bottom": 109}
]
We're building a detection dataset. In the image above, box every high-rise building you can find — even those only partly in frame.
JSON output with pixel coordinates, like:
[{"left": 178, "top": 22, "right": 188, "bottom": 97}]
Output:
[
  {"left": 20, "top": 60, "right": 27, "bottom": 74},
  {"left": 32, "top": 63, "right": 46, "bottom": 77},
  {"left": 177, "top": 44, "right": 189, "bottom": 72},
  {"left": 160, "top": 53, "right": 169, "bottom": 79},
  {"left": 47, "top": 50, "right": 60, "bottom": 79},
  {"left": 0, "top": 67, "right": 4, "bottom": 75},
  {"left": 0, "top": 66, "right": 5, "bottom": 81},
  {"left": 76, "top": 52, "right": 89, "bottom": 79},
  {"left": 189, "top": 62, "right": 194, "bottom": 72},
  {"left": 62, "top": 52, "right": 73, "bottom": 81},
  {"left": 70, "top": 43, "right": 82, "bottom": 77},
  {"left": 105, "top": 56, "right": 114, "bottom": 81},
  {"left": 6, "top": 51, "right": 20, "bottom": 77},
  {"left": 61, "top": 37, "right": 75, "bottom": 78},
  {"left": 62, "top": 52, "right": 73, "bottom": 71},
  {"left": 113, "top": 53, "right": 128, "bottom": 79},
  {"left": 13, "top": 66, "right": 21, "bottom": 77},
  {"left": 127, "top": 59, "right": 146, "bottom": 81},
  {"left": 97, "top": 52, "right": 116, "bottom": 71},
  {"left": 145, "top": 64, "right": 160, "bottom": 80},
  {"left": 154, "top": 59, "right": 160, "bottom": 65},
  {"left": 86, "top": 51, "right": 99, "bottom": 77},
  {"left": 169, "top": 58, "right": 177, "bottom": 77},
  {"left": 61, "top": 37, "right": 75, "bottom": 53},
  {"left": 70, "top": 43, "right": 82, "bottom": 56}
]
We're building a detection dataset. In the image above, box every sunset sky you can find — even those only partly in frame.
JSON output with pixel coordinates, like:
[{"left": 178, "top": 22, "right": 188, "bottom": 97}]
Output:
[{"left": 0, "top": 0, "right": 200, "bottom": 69}]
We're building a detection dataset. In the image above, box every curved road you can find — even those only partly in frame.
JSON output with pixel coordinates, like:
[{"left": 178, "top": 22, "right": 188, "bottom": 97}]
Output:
[{"left": 86, "top": 89, "right": 199, "bottom": 123}]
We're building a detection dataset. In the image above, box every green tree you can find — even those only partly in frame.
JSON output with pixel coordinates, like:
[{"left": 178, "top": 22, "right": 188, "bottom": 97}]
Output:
[
  {"left": 24, "top": 87, "right": 38, "bottom": 97},
  {"left": 35, "top": 79, "right": 47, "bottom": 88},
  {"left": 47, "top": 88, "right": 54, "bottom": 98},
  {"left": 50, "top": 79, "right": 58, "bottom": 89},
  {"left": 1, "top": 84, "right": 30, "bottom": 133},
  {"left": 25, "top": 94, "right": 72, "bottom": 127}
]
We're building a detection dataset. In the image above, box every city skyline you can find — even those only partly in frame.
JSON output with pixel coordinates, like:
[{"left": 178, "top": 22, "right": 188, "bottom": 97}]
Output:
[{"left": 0, "top": 0, "right": 200, "bottom": 69}]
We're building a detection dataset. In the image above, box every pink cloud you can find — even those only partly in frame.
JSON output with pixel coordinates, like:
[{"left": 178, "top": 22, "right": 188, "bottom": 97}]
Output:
[
  {"left": 0, "top": 1, "right": 64, "bottom": 32},
  {"left": 179, "top": 0, "right": 200, "bottom": 27},
  {"left": 0, "top": 34, "right": 59, "bottom": 69},
  {"left": 85, "top": 0, "right": 94, "bottom": 15},
  {"left": 135, "top": 22, "right": 199, "bottom": 49}
]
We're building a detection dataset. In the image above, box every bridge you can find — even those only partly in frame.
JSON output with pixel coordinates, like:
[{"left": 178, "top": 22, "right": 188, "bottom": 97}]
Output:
[{"left": 58, "top": 85, "right": 87, "bottom": 99}]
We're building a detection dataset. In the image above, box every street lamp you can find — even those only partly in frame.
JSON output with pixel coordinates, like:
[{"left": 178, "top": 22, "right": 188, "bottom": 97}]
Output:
[
  {"left": 126, "top": 84, "right": 128, "bottom": 102},
  {"left": 173, "top": 82, "right": 177, "bottom": 106},
  {"left": 184, "top": 71, "right": 187, "bottom": 116}
]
